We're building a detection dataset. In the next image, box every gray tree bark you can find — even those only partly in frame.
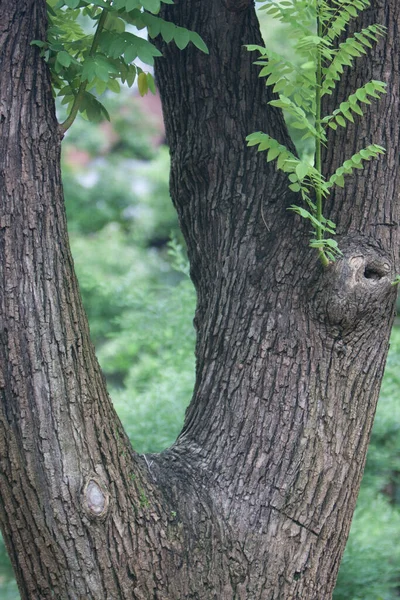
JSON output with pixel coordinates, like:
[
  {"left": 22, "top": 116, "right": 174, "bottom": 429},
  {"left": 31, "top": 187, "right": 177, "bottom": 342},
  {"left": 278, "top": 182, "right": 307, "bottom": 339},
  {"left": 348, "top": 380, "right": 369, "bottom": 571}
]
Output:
[{"left": 0, "top": 0, "right": 399, "bottom": 599}]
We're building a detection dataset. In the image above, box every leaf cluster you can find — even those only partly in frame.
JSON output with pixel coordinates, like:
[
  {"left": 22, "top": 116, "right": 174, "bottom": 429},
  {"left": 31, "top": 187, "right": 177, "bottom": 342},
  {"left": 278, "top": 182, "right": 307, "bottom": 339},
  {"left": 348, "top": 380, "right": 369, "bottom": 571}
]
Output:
[
  {"left": 32, "top": 0, "right": 208, "bottom": 128},
  {"left": 247, "top": 130, "right": 340, "bottom": 260},
  {"left": 248, "top": 0, "right": 386, "bottom": 264}
]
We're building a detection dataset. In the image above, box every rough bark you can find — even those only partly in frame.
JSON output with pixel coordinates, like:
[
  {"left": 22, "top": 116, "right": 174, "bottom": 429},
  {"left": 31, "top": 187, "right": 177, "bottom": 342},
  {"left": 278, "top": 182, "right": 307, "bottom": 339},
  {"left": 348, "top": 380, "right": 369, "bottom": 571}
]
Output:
[
  {"left": 0, "top": 2, "right": 181, "bottom": 599},
  {"left": 154, "top": 0, "right": 400, "bottom": 597},
  {"left": 0, "top": 0, "right": 398, "bottom": 599}
]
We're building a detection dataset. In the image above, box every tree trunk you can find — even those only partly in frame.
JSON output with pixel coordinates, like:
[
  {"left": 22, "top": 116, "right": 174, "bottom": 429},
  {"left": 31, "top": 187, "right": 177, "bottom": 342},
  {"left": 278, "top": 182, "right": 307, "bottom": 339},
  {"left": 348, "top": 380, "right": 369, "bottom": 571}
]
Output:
[
  {"left": 0, "top": 2, "right": 179, "bottom": 599},
  {"left": 0, "top": 0, "right": 399, "bottom": 599},
  {"left": 154, "top": 0, "right": 400, "bottom": 597}
]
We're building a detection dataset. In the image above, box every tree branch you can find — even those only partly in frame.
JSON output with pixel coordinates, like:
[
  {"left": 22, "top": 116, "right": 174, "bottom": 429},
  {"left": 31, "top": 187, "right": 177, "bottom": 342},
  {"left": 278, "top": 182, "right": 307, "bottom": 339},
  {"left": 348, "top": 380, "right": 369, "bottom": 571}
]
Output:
[{"left": 59, "top": 8, "right": 108, "bottom": 135}]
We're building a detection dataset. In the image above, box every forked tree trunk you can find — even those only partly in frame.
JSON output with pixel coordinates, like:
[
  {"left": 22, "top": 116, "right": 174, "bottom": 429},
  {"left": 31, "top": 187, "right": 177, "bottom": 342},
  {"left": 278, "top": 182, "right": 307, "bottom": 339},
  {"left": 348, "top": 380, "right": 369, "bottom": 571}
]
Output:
[{"left": 0, "top": 0, "right": 399, "bottom": 599}]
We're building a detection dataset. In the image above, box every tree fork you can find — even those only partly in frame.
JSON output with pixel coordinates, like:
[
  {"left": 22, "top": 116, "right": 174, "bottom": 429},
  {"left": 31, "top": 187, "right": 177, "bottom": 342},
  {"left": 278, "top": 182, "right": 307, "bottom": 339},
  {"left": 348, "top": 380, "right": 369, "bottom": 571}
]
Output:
[{"left": 0, "top": 0, "right": 398, "bottom": 598}]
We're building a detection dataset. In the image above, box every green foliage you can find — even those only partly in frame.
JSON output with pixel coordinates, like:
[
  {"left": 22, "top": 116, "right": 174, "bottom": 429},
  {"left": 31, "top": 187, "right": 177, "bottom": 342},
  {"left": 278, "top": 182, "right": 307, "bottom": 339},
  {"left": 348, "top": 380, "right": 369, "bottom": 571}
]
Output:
[
  {"left": 59, "top": 96, "right": 194, "bottom": 453},
  {"left": 248, "top": 0, "right": 386, "bottom": 265},
  {"left": 32, "top": 0, "right": 208, "bottom": 131},
  {"left": 334, "top": 491, "right": 400, "bottom": 600},
  {"left": 362, "top": 328, "right": 400, "bottom": 501},
  {"left": 327, "top": 143, "right": 385, "bottom": 188},
  {"left": 322, "top": 25, "right": 386, "bottom": 95},
  {"left": 65, "top": 167, "right": 179, "bottom": 348},
  {"left": 61, "top": 91, "right": 178, "bottom": 245},
  {"left": 322, "top": 81, "right": 387, "bottom": 128},
  {"left": 391, "top": 275, "right": 400, "bottom": 287},
  {"left": 70, "top": 230, "right": 195, "bottom": 453},
  {"left": 333, "top": 327, "right": 400, "bottom": 599},
  {"left": 105, "top": 276, "right": 196, "bottom": 453}
]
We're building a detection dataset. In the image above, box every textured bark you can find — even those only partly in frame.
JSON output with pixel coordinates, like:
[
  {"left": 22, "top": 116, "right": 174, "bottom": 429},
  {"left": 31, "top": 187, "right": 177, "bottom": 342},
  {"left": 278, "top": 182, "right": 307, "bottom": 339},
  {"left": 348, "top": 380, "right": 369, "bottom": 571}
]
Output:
[
  {"left": 0, "top": 2, "right": 183, "bottom": 599},
  {"left": 0, "top": 0, "right": 398, "bottom": 599},
  {"left": 153, "top": 0, "right": 400, "bottom": 597}
]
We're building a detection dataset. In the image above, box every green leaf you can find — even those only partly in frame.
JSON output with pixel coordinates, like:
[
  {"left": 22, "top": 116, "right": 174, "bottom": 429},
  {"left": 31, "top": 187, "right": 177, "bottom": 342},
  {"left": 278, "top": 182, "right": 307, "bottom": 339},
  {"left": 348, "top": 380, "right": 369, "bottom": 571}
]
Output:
[
  {"left": 348, "top": 100, "right": 363, "bottom": 116},
  {"left": 31, "top": 40, "right": 47, "bottom": 48},
  {"left": 160, "top": 21, "right": 175, "bottom": 43},
  {"left": 174, "top": 27, "right": 190, "bottom": 50},
  {"left": 190, "top": 32, "right": 209, "bottom": 54},
  {"left": 107, "top": 78, "right": 120, "bottom": 93},
  {"left": 246, "top": 44, "right": 268, "bottom": 54},
  {"left": 147, "top": 72, "right": 157, "bottom": 94},
  {"left": 290, "top": 205, "right": 313, "bottom": 220},
  {"left": 267, "top": 147, "right": 280, "bottom": 162},
  {"left": 81, "top": 57, "right": 97, "bottom": 83},
  {"left": 94, "top": 55, "right": 119, "bottom": 81},
  {"left": 325, "top": 238, "right": 339, "bottom": 249},
  {"left": 136, "top": 39, "right": 162, "bottom": 65},
  {"left": 295, "top": 162, "right": 309, "bottom": 181},
  {"left": 56, "top": 50, "right": 72, "bottom": 67},
  {"left": 246, "top": 132, "right": 263, "bottom": 147},
  {"left": 137, "top": 71, "right": 149, "bottom": 96},
  {"left": 95, "top": 79, "right": 108, "bottom": 95},
  {"left": 126, "top": 0, "right": 141, "bottom": 10},
  {"left": 391, "top": 275, "right": 400, "bottom": 286},
  {"left": 276, "top": 152, "right": 288, "bottom": 170},
  {"left": 126, "top": 65, "right": 136, "bottom": 87},
  {"left": 80, "top": 91, "right": 110, "bottom": 122},
  {"left": 141, "top": 0, "right": 161, "bottom": 14},
  {"left": 335, "top": 174, "right": 345, "bottom": 187},
  {"left": 141, "top": 13, "right": 162, "bottom": 37},
  {"left": 105, "top": 15, "right": 126, "bottom": 33},
  {"left": 335, "top": 115, "right": 346, "bottom": 127}
]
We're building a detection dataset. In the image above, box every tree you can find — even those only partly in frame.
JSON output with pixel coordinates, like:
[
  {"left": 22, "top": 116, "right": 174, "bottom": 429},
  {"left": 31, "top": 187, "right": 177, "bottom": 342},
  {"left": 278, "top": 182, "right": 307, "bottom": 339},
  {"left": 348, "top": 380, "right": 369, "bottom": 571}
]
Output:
[{"left": 0, "top": 0, "right": 399, "bottom": 598}]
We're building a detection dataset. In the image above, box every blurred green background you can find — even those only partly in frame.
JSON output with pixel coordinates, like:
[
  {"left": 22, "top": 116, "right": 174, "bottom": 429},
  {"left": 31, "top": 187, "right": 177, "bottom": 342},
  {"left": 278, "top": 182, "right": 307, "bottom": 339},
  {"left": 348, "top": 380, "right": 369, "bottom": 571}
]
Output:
[{"left": 1, "top": 13, "right": 399, "bottom": 600}]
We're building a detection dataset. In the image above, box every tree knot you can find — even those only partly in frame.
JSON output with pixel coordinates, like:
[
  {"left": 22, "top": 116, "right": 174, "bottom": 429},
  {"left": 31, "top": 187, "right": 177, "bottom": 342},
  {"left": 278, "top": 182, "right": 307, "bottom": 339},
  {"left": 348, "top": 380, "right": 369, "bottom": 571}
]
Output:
[
  {"left": 311, "top": 237, "right": 395, "bottom": 333},
  {"left": 82, "top": 477, "right": 110, "bottom": 520}
]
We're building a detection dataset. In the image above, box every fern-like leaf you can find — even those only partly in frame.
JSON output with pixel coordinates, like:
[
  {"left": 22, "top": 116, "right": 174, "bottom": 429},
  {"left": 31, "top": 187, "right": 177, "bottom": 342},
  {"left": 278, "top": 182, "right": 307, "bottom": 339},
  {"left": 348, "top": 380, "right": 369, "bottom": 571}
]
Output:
[
  {"left": 246, "top": 132, "right": 297, "bottom": 171},
  {"left": 269, "top": 96, "right": 321, "bottom": 140},
  {"left": 256, "top": 0, "right": 314, "bottom": 37},
  {"left": 321, "top": 80, "right": 387, "bottom": 130},
  {"left": 322, "top": 24, "right": 386, "bottom": 96},
  {"left": 248, "top": 45, "right": 315, "bottom": 112},
  {"left": 249, "top": 0, "right": 387, "bottom": 266},
  {"left": 327, "top": 144, "right": 386, "bottom": 188},
  {"left": 323, "top": 0, "right": 371, "bottom": 41}
]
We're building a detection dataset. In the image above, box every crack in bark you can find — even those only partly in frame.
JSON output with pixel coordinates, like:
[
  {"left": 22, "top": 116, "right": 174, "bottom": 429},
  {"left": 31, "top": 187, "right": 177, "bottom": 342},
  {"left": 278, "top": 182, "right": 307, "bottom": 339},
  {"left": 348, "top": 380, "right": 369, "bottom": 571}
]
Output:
[{"left": 270, "top": 505, "right": 320, "bottom": 537}]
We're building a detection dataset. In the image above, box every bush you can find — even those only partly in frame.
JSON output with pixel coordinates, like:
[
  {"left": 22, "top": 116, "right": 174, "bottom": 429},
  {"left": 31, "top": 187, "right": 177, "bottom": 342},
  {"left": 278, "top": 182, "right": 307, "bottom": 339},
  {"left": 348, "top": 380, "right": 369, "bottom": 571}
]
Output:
[{"left": 334, "top": 491, "right": 400, "bottom": 600}]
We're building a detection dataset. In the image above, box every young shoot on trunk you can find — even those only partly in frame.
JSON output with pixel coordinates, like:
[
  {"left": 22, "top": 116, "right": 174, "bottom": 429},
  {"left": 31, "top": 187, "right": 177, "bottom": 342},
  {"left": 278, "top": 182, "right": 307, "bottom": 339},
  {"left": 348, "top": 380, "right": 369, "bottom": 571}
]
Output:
[{"left": 247, "top": 0, "right": 386, "bottom": 266}]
